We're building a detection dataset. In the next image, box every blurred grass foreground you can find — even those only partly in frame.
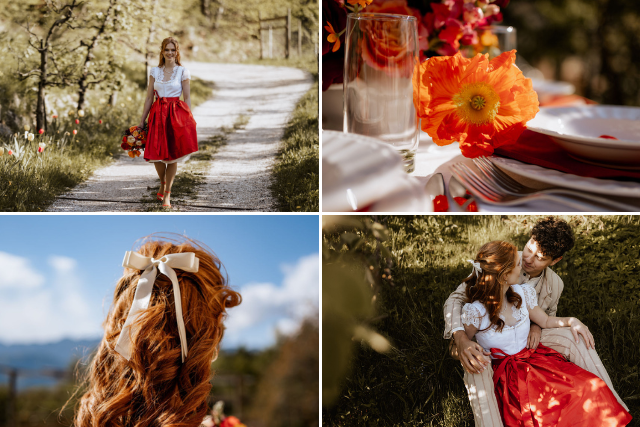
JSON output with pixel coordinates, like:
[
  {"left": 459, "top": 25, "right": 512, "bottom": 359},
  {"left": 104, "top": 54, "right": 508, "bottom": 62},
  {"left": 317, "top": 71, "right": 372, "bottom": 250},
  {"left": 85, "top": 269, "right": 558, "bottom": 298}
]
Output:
[
  {"left": 0, "top": 319, "right": 319, "bottom": 427},
  {"left": 0, "top": 0, "right": 318, "bottom": 212},
  {"left": 322, "top": 215, "right": 640, "bottom": 426}
]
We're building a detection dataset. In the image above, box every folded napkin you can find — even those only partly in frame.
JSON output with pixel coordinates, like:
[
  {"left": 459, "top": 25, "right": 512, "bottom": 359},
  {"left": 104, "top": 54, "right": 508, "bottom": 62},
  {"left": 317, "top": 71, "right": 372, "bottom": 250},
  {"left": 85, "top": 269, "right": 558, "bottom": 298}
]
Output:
[
  {"left": 494, "top": 130, "right": 640, "bottom": 181},
  {"left": 323, "top": 131, "right": 428, "bottom": 211}
]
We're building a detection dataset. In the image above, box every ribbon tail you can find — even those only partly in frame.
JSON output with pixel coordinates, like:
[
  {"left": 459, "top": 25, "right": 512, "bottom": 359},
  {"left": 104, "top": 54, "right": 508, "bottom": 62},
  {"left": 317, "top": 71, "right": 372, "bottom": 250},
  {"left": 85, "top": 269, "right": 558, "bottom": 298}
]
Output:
[
  {"left": 161, "top": 263, "right": 188, "bottom": 363},
  {"left": 114, "top": 266, "right": 157, "bottom": 360}
]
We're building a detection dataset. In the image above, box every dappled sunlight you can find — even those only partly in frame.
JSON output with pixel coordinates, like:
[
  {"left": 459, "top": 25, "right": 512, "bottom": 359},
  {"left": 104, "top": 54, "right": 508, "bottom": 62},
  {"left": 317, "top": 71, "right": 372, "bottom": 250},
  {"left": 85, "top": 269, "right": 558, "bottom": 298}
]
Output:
[{"left": 583, "top": 398, "right": 594, "bottom": 412}]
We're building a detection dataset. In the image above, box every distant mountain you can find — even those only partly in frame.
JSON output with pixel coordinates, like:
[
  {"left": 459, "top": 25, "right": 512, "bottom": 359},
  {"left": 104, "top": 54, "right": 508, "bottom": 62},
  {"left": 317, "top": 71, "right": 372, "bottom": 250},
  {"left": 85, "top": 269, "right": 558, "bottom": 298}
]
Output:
[{"left": 0, "top": 338, "right": 101, "bottom": 390}]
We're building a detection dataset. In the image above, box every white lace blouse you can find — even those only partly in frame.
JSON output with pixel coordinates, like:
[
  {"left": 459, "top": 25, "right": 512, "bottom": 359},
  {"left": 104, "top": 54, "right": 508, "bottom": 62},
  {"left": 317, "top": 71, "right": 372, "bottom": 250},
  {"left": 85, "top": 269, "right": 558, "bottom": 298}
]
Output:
[
  {"left": 462, "top": 284, "right": 538, "bottom": 358},
  {"left": 149, "top": 65, "right": 191, "bottom": 98}
]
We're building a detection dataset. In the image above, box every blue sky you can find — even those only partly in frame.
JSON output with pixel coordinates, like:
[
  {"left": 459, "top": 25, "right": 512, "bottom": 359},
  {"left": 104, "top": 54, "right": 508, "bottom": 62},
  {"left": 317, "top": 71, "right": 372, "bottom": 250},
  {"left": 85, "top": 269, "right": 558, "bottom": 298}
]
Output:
[{"left": 0, "top": 214, "right": 319, "bottom": 349}]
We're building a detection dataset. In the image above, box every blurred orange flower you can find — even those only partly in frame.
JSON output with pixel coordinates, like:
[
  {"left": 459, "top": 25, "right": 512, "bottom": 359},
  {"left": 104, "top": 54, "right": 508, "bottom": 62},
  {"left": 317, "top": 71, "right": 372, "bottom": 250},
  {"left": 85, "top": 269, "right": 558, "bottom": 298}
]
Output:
[
  {"left": 324, "top": 22, "right": 341, "bottom": 52},
  {"left": 414, "top": 50, "right": 539, "bottom": 158},
  {"left": 348, "top": 0, "right": 373, "bottom": 7}
]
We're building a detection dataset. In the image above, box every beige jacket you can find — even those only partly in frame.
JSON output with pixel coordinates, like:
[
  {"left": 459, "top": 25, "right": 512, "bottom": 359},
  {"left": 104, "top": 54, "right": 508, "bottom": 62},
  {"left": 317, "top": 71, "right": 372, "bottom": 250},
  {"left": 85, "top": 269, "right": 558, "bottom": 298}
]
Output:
[{"left": 443, "top": 256, "right": 564, "bottom": 339}]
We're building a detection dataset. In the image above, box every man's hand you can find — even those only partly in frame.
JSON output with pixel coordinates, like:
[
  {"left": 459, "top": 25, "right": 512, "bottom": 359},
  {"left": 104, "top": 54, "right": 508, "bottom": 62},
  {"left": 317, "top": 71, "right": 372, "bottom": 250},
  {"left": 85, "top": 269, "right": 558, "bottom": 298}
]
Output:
[
  {"left": 453, "top": 331, "right": 490, "bottom": 374},
  {"left": 527, "top": 324, "right": 542, "bottom": 349},
  {"left": 569, "top": 318, "right": 595, "bottom": 349}
]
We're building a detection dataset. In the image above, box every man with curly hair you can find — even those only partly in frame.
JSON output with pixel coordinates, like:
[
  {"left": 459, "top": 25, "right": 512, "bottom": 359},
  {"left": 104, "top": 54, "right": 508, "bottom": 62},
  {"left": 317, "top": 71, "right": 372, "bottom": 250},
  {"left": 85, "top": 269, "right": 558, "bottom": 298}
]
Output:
[{"left": 443, "top": 217, "right": 628, "bottom": 427}]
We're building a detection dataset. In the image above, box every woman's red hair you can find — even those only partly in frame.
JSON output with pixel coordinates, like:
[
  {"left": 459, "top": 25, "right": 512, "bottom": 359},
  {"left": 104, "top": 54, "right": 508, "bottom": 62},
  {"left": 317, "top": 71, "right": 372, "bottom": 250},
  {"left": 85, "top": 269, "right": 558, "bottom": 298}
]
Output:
[
  {"left": 72, "top": 235, "right": 241, "bottom": 427},
  {"left": 158, "top": 37, "right": 182, "bottom": 67},
  {"left": 464, "top": 241, "right": 521, "bottom": 333}
]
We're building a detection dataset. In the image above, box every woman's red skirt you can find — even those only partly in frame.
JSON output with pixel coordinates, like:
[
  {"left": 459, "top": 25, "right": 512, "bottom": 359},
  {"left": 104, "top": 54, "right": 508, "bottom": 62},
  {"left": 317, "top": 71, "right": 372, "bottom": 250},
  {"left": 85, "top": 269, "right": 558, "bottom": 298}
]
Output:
[
  {"left": 491, "top": 345, "right": 631, "bottom": 427},
  {"left": 144, "top": 94, "right": 198, "bottom": 162}
]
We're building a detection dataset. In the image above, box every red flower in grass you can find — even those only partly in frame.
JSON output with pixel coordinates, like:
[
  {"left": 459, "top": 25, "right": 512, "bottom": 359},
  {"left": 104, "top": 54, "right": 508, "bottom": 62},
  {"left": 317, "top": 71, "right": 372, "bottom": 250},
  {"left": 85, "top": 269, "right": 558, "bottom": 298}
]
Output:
[
  {"left": 75, "top": 119, "right": 80, "bottom": 124},
  {"left": 39, "top": 129, "right": 44, "bottom": 134},
  {"left": 73, "top": 130, "right": 77, "bottom": 135},
  {"left": 99, "top": 120, "right": 103, "bottom": 124}
]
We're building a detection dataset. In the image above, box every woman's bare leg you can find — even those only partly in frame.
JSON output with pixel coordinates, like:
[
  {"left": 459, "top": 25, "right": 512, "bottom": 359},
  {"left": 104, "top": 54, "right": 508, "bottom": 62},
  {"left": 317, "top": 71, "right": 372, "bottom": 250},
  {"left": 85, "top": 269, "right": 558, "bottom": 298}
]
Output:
[
  {"left": 154, "top": 162, "right": 167, "bottom": 198},
  {"left": 164, "top": 162, "right": 178, "bottom": 206}
]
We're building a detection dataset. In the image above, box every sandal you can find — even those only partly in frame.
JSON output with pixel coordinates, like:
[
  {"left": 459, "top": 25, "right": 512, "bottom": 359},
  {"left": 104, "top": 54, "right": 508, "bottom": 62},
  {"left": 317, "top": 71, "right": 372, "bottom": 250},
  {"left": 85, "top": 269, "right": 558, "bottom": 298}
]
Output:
[
  {"left": 157, "top": 181, "right": 166, "bottom": 201},
  {"left": 162, "top": 190, "right": 172, "bottom": 209}
]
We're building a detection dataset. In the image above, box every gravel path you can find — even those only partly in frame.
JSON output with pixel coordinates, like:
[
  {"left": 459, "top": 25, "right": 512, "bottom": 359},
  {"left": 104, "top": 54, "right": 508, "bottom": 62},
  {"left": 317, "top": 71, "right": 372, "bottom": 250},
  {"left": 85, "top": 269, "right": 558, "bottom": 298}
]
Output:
[{"left": 47, "top": 62, "right": 313, "bottom": 212}]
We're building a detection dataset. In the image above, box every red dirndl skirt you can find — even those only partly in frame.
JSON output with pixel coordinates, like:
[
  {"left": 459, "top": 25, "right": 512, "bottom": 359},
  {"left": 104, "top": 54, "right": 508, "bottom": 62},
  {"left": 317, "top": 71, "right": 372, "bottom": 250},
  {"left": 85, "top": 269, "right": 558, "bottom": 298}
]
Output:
[
  {"left": 144, "top": 90, "right": 198, "bottom": 162},
  {"left": 491, "top": 345, "right": 631, "bottom": 427}
]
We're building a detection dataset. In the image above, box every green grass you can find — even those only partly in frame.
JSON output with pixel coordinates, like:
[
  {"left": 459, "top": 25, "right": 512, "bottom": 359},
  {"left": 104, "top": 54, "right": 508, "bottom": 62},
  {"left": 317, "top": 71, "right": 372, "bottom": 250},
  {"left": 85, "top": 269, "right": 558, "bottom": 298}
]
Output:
[
  {"left": 243, "top": 54, "right": 319, "bottom": 212},
  {"left": 323, "top": 215, "right": 640, "bottom": 426},
  {"left": 0, "top": 77, "right": 213, "bottom": 212},
  {"left": 270, "top": 80, "right": 319, "bottom": 212},
  {"left": 142, "top": 115, "right": 248, "bottom": 211}
]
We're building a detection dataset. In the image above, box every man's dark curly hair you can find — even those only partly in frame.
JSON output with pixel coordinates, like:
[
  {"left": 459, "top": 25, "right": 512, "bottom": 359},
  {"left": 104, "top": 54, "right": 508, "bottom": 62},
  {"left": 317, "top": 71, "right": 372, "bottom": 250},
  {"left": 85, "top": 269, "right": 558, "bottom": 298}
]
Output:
[{"left": 530, "top": 217, "right": 575, "bottom": 260}]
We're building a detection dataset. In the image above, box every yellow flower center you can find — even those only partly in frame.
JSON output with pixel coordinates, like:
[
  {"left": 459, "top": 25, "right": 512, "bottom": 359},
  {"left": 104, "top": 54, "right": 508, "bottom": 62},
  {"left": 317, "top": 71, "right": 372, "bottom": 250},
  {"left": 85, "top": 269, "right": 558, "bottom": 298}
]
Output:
[{"left": 452, "top": 82, "right": 500, "bottom": 125}]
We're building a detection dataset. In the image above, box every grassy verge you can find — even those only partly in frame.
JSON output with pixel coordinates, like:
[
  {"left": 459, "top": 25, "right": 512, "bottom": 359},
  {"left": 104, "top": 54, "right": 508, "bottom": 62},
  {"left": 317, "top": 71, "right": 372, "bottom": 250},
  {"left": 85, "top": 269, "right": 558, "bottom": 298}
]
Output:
[
  {"left": 0, "top": 77, "right": 213, "bottom": 212},
  {"left": 323, "top": 215, "right": 640, "bottom": 426},
  {"left": 142, "top": 114, "right": 249, "bottom": 211},
  {"left": 271, "top": 81, "right": 319, "bottom": 212},
  {"left": 243, "top": 54, "right": 319, "bottom": 212}
]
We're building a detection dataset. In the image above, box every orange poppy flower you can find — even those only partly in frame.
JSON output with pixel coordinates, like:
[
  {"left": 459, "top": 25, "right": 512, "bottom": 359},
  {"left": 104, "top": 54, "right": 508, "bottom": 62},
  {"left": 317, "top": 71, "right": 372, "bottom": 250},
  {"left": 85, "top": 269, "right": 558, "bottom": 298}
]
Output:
[
  {"left": 324, "top": 22, "right": 341, "bottom": 52},
  {"left": 414, "top": 50, "right": 539, "bottom": 158}
]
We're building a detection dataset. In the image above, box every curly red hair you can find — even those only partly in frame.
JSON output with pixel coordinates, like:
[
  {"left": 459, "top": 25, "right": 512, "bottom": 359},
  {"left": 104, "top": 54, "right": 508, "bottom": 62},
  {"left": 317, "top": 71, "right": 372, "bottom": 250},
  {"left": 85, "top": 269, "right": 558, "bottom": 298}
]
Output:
[
  {"left": 464, "top": 240, "right": 522, "bottom": 333},
  {"left": 72, "top": 236, "right": 241, "bottom": 427},
  {"left": 158, "top": 37, "right": 182, "bottom": 67}
]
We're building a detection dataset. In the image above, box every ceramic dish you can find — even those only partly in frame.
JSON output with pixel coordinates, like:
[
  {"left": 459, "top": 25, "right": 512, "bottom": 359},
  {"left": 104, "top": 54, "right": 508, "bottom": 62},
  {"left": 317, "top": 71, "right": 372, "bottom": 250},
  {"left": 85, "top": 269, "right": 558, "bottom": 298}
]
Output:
[{"left": 526, "top": 105, "right": 640, "bottom": 170}]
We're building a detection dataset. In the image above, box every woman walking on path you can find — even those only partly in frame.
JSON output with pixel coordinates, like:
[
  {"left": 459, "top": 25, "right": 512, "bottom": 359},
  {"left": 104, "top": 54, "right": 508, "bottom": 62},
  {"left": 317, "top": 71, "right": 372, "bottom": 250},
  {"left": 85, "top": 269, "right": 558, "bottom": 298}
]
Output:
[{"left": 139, "top": 37, "right": 198, "bottom": 209}]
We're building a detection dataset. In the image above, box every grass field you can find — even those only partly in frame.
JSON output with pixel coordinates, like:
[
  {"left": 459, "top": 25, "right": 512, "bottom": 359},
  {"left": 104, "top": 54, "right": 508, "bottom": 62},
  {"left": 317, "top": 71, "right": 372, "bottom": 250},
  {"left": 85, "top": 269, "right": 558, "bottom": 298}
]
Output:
[
  {"left": 323, "top": 215, "right": 640, "bottom": 426},
  {"left": 0, "top": 77, "right": 214, "bottom": 212},
  {"left": 246, "top": 54, "right": 319, "bottom": 212}
]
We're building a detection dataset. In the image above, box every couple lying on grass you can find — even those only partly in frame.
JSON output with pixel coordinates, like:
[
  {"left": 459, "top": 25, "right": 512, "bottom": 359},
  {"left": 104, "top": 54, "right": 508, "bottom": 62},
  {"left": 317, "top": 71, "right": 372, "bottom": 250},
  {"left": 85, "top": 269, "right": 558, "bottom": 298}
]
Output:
[{"left": 444, "top": 217, "right": 632, "bottom": 427}]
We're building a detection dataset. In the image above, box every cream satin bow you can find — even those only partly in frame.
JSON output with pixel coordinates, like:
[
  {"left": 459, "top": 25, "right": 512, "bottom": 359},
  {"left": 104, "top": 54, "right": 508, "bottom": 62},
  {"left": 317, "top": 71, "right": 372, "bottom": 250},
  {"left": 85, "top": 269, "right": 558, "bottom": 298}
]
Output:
[
  {"left": 115, "top": 251, "right": 199, "bottom": 363},
  {"left": 467, "top": 259, "right": 482, "bottom": 277}
]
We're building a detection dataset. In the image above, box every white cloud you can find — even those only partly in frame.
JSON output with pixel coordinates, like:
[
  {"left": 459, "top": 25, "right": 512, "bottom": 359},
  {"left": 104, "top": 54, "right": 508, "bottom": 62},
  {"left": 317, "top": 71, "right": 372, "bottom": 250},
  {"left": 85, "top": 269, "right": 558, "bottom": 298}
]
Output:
[
  {"left": 0, "top": 252, "right": 45, "bottom": 289},
  {"left": 48, "top": 255, "right": 77, "bottom": 273},
  {"left": 0, "top": 254, "right": 102, "bottom": 344},
  {"left": 223, "top": 253, "right": 319, "bottom": 349}
]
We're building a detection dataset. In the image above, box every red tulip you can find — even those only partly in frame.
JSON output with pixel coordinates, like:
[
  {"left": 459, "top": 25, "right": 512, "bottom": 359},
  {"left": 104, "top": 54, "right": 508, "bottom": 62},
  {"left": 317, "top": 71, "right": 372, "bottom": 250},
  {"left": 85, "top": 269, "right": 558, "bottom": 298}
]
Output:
[
  {"left": 52, "top": 115, "right": 58, "bottom": 119},
  {"left": 75, "top": 119, "right": 80, "bottom": 124},
  {"left": 38, "top": 146, "right": 44, "bottom": 153},
  {"left": 8, "top": 150, "right": 13, "bottom": 155},
  {"left": 39, "top": 129, "right": 44, "bottom": 134},
  {"left": 99, "top": 120, "right": 103, "bottom": 124},
  {"left": 73, "top": 130, "right": 77, "bottom": 135}
]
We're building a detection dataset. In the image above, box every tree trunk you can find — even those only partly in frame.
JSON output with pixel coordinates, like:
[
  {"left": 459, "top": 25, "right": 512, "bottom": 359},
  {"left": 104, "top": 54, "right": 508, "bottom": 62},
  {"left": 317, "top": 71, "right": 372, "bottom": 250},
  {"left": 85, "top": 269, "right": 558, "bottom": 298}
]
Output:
[
  {"left": 78, "top": 0, "right": 117, "bottom": 110},
  {"left": 36, "top": 39, "right": 48, "bottom": 132},
  {"left": 145, "top": 0, "right": 159, "bottom": 86}
]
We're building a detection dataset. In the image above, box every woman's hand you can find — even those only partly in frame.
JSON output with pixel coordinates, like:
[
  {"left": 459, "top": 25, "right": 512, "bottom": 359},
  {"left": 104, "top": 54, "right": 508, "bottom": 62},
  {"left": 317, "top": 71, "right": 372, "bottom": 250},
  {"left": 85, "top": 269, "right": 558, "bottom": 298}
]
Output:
[
  {"left": 527, "top": 323, "right": 542, "bottom": 349},
  {"left": 454, "top": 330, "right": 490, "bottom": 374},
  {"left": 138, "top": 121, "right": 145, "bottom": 130},
  {"left": 569, "top": 318, "right": 595, "bottom": 349}
]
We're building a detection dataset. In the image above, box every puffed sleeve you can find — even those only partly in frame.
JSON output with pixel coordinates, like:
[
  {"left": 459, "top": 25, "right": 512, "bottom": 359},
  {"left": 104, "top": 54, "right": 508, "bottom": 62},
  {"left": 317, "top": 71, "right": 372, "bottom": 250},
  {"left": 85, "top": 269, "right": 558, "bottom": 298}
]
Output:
[
  {"left": 182, "top": 67, "right": 191, "bottom": 81},
  {"left": 462, "top": 303, "right": 484, "bottom": 329},
  {"left": 521, "top": 284, "right": 538, "bottom": 310}
]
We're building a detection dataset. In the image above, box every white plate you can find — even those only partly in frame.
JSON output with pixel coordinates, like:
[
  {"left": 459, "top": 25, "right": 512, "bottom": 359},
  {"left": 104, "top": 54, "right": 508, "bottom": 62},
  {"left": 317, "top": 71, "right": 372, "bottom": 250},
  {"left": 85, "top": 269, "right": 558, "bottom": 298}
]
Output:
[
  {"left": 527, "top": 105, "right": 640, "bottom": 170},
  {"left": 490, "top": 156, "right": 640, "bottom": 198}
]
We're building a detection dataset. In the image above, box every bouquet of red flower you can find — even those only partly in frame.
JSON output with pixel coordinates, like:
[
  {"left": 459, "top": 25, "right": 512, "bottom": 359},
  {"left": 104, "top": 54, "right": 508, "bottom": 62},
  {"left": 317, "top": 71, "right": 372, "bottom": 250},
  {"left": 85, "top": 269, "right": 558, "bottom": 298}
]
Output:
[{"left": 120, "top": 124, "right": 147, "bottom": 158}]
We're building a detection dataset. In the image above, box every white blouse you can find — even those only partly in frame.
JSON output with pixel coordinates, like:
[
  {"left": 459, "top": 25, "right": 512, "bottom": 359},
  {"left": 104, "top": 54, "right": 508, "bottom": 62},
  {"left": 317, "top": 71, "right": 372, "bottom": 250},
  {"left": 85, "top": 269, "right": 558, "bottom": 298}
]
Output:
[
  {"left": 149, "top": 65, "right": 191, "bottom": 98},
  {"left": 462, "top": 284, "right": 538, "bottom": 358}
]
